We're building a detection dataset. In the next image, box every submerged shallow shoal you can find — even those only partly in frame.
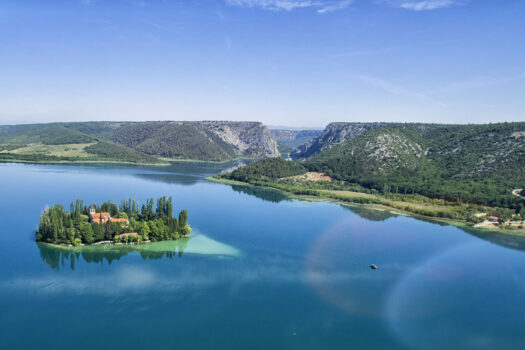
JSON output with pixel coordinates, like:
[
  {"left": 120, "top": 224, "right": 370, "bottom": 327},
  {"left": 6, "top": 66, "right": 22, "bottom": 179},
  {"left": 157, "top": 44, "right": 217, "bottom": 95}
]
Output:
[{"left": 44, "top": 232, "right": 241, "bottom": 257}]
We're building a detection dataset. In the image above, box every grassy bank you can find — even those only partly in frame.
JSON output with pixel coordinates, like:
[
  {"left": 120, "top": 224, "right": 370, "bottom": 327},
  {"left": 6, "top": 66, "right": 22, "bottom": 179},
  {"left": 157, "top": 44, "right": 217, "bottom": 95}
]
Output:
[
  {"left": 0, "top": 157, "right": 171, "bottom": 166},
  {"left": 206, "top": 176, "right": 525, "bottom": 236},
  {"left": 0, "top": 154, "right": 256, "bottom": 166}
]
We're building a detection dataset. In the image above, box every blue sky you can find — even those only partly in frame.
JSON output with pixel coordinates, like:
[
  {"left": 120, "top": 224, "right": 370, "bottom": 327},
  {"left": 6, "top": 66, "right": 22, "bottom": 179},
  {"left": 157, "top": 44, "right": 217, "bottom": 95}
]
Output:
[{"left": 0, "top": 0, "right": 524, "bottom": 127}]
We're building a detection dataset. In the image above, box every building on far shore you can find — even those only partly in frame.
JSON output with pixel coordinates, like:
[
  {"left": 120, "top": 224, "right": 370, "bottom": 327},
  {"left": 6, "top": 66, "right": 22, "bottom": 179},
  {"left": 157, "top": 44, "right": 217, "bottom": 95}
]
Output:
[
  {"left": 488, "top": 216, "right": 499, "bottom": 223},
  {"left": 89, "top": 204, "right": 129, "bottom": 225},
  {"left": 118, "top": 233, "right": 138, "bottom": 238}
]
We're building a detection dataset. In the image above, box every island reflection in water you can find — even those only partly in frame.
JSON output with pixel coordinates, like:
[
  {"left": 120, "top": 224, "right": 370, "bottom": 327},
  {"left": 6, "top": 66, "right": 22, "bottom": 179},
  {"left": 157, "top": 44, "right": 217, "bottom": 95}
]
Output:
[{"left": 38, "top": 233, "right": 241, "bottom": 271}]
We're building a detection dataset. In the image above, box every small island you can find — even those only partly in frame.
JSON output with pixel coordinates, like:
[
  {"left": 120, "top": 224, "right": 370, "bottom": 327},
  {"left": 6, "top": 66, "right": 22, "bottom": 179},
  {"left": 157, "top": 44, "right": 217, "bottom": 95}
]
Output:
[{"left": 36, "top": 196, "right": 190, "bottom": 246}]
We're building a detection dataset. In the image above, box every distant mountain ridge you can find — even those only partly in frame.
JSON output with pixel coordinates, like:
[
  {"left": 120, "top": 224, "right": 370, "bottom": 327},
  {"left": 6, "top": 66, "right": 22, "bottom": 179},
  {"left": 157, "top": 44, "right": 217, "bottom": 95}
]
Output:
[
  {"left": 0, "top": 121, "right": 280, "bottom": 162},
  {"left": 269, "top": 128, "right": 322, "bottom": 156},
  {"left": 221, "top": 122, "right": 525, "bottom": 213},
  {"left": 270, "top": 129, "right": 321, "bottom": 143},
  {"left": 293, "top": 122, "right": 525, "bottom": 207},
  {"left": 291, "top": 123, "right": 382, "bottom": 159}
]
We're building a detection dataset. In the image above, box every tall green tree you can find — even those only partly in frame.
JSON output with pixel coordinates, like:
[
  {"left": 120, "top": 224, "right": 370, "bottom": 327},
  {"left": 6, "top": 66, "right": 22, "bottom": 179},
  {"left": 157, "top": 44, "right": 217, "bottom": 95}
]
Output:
[
  {"left": 80, "top": 223, "right": 94, "bottom": 243},
  {"left": 178, "top": 209, "right": 188, "bottom": 227},
  {"left": 92, "top": 222, "right": 104, "bottom": 241}
]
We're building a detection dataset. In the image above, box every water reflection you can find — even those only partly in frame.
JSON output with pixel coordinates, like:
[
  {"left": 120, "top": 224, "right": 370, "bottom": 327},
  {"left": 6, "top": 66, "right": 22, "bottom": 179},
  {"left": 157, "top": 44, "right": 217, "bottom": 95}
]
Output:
[
  {"left": 55, "top": 160, "right": 244, "bottom": 175},
  {"left": 224, "top": 181, "right": 525, "bottom": 253},
  {"left": 129, "top": 160, "right": 257, "bottom": 185},
  {"left": 231, "top": 184, "right": 290, "bottom": 203},
  {"left": 15, "top": 160, "right": 248, "bottom": 187},
  {"left": 461, "top": 228, "right": 525, "bottom": 252},
  {"left": 38, "top": 238, "right": 191, "bottom": 270},
  {"left": 349, "top": 206, "right": 399, "bottom": 222},
  {"left": 134, "top": 173, "right": 201, "bottom": 185},
  {"left": 37, "top": 233, "right": 241, "bottom": 271}
]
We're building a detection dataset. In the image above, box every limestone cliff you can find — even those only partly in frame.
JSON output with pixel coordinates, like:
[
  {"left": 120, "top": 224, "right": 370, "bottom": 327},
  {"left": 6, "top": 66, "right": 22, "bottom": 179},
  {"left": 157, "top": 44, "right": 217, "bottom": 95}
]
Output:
[
  {"left": 201, "top": 121, "right": 280, "bottom": 158},
  {"left": 291, "top": 123, "right": 382, "bottom": 159}
]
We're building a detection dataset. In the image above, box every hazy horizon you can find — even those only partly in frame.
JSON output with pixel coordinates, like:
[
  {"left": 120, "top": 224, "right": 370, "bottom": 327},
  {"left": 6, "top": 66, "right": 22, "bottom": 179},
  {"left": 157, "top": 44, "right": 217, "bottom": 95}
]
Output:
[
  {"left": 2, "top": 119, "right": 525, "bottom": 132},
  {"left": 1, "top": 0, "right": 524, "bottom": 126}
]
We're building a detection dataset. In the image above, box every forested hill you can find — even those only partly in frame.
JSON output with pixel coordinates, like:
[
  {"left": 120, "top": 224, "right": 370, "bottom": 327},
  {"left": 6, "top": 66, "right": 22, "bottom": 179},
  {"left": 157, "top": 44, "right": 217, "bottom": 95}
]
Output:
[
  {"left": 222, "top": 157, "right": 308, "bottom": 181},
  {"left": 0, "top": 121, "right": 280, "bottom": 163},
  {"left": 294, "top": 122, "right": 525, "bottom": 208}
]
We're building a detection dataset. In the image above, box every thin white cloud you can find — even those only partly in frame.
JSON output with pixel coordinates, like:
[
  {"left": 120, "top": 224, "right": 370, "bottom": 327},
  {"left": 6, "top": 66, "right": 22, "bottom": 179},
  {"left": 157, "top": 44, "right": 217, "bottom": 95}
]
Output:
[
  {"left": 225, "top": 0, "right": 354, "bottom": 13},
  {"left": 226, "top": 0, "right": 464, "bottom": 12},
  {"left": 216, "top": 8, "right": 226, "bottom": 21},
  {"left": 359, "top": 75, "right": 446, "bottom": 106},
  {"left": 317, "top": 0, "right": 355, "bottom": 13},
  {"left": 388, "top": 0, "right": 461, "bottom": 11},
  {"left": 226, "top": 0, "right": 318, "bottom": 11}
]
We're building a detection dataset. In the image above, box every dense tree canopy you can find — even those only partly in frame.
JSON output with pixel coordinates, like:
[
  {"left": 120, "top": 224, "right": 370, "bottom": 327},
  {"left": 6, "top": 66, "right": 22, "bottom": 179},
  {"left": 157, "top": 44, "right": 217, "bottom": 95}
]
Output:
[
  {"left": 36, "top": 197, "right": 191, "bottom": 245},
  {"left": 222, "top": 157, "right": 307, "bottom": 182},
  {"left": 219, "top": 154, "right": 525, "bottom": 220}
]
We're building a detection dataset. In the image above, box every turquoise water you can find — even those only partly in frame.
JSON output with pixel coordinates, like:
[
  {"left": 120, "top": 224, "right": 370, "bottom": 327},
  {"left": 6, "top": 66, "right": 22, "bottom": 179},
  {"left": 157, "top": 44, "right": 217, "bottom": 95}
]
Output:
[{"left": 1, "top": 162, "right": 525, "bottom": 349}]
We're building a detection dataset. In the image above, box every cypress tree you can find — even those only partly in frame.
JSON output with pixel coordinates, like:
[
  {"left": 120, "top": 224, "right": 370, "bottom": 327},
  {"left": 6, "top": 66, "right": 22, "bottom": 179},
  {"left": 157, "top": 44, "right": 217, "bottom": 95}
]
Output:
[
  {"left": 167, "top": 196, "right": 173, "bottom": 218},
  {"left": 178, "top": 209, "right": 188, "bottom": 227}
]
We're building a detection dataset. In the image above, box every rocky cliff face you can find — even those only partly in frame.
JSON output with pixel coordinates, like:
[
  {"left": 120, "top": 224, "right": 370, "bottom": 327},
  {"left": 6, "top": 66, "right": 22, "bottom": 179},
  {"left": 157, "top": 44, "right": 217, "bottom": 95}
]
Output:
[
  {"left": 201, "top": 121, "right": 280, "bottom": 158},
  {"left": 291, "top": 123, "right": 383, "bottom": 159},
  {"left": 1, "top": 120, "right": 281, "bottom": 161},
  {"left": 296, "top": 121, "right": 525, "bottom": 183}
]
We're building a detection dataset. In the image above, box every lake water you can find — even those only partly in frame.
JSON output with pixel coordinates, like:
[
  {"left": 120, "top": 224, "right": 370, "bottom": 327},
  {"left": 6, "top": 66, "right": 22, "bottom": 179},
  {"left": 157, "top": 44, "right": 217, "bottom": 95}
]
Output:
[{"left": 1, "top": 162, "right": 525, "bottom": 350}]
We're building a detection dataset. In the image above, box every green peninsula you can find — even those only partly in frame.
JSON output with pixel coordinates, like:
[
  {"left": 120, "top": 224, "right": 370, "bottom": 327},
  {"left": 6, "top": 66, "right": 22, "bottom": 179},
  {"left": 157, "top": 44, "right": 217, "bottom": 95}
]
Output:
[{"left": 211, "top": 156, "right": 525, "bottom": 234}]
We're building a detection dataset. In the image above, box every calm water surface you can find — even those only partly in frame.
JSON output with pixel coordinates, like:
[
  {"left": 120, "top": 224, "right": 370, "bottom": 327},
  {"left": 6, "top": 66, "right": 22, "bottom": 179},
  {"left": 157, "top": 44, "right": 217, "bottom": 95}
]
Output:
[{"left": 1, "top": 162, "right": 525, "bottom": 350}]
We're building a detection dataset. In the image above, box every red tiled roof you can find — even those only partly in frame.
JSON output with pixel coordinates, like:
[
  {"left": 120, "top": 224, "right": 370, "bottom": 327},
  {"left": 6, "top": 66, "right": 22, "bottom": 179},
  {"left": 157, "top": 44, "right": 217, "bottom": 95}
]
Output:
[
  {"left": 90, "top": 212, "right": 110, "bottom": 220},
  {"left": 111, "top": 218, "right": 129, "bottom": 223},
  {"left": 90, "top": 212, "right": 129, "bottom": 224}
]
